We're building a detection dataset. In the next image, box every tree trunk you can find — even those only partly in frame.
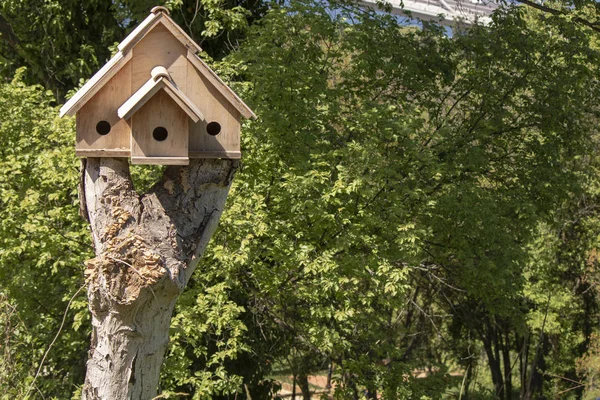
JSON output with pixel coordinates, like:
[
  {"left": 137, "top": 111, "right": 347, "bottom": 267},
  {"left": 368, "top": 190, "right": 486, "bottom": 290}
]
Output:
[
  {"left": 501, "top": 329, "right": 512, "bottom": 400},
  {"left": 298, "top": 373, "right": 311, "bottom": 400},
  {"left": 481, "top": 325, "right": 504, "bottom": 400},
  {"left": 326, "top": 362, "right": 333, "bottom": 390},
  {"left": 80, "top": 157, "right": 237, "bottom": 399},
  {"left": 292, "top": 372, "right": 297, "bottom": 400}
]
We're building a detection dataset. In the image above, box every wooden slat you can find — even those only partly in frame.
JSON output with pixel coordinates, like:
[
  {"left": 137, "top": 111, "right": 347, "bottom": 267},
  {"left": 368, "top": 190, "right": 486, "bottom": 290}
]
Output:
[
  {"left": 159, "top": 18, "right": 202, "bottom": 54},
  {"left": 189, "top": 151, "right": 241, "bottom": 159},
  {"left": 118, "top": 76, "right": 163, "bottom": 120},
  {"left": 131, "top": 23, "right": 188, "bottom": 92},
  {"left": 162, "top": 80, "right": 204, "bottom": 122},
  {"left": 76, "top": 61, "right": 132, "bottom": 153},
  {"left": 60, "top": 51, "right": 132, "bottom": 117},
  {"left": 130, "top": 90, "right": 189, "bottom": 160},
  {"left": 120, "top": 13, "right": 202, "bottom": 55},
  {"left": 131, "top": 156, "right": 189, "bottom": 165},
  {"left": 76, "top": 149, "right": 131, "bottom": 157},
  {"left": 119, "top": 74, "right": 204, "bottom": 122},
  {"left": 117, "top": 12, "right": 161, "bottom": 53},
  {"left": 186, "top": 50, "right": 256, "bottom": 119},
  {"left": 186, "top": 60, "right": 241, "bottom": 155}
]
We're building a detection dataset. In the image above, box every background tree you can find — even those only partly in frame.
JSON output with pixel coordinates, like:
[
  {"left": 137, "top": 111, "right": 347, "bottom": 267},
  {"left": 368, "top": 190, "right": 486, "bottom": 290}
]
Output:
[{"left": 0, "top": 0, "right": 265, "bottom": 100}]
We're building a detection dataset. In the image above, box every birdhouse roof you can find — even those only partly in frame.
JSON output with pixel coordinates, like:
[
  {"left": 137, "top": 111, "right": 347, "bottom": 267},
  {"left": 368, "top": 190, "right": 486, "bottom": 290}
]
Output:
[
  {"left": 59, "top": 6, "right": 255, "bottom": 119},
  {"left": 118, "top": 66, "right": 204, "bottom": 122}
]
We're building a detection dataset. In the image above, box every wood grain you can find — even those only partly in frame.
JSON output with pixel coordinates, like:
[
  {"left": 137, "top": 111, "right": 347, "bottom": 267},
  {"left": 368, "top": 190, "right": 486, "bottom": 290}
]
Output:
[
  {"left": 76, "top": 60, "right": 132, "bottom": 152},
  {"left": 131, "top": 90, "right": 189, "bottom": 163}
]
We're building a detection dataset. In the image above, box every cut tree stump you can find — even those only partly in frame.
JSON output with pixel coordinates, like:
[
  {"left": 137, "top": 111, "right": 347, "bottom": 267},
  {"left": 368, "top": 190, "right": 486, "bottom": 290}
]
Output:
[{"left": 80, "top": 157, "right": 237, "bottom": 399}]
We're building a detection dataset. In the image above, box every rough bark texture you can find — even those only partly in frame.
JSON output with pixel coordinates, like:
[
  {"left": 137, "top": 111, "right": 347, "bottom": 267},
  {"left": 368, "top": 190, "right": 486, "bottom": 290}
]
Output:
[{"left": 80, "top": 157, "right": 237, "bottom": 400}]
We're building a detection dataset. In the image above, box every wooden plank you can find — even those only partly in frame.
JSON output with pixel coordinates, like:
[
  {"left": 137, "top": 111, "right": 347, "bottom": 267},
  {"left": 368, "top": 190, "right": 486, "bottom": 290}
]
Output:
[
  {"left": 131, "top": 90, "right": 189, "bottom": 159},
  {"left": 76, "top": 60, "right": 132, "bottom": 153},
  {"left": 119, "top": 74, "right": 204, "bottom": 122},
  {"left": 163, "top": 80, "right": 203, "bottom": 122},
  {"left": 62, "top": 9, "right": 204, "bottom": 118},
  {"left": 60, "top": 51, "right": 132, "bottom": 117},
  {"left": 117, "top": 12, "right": 161, "bottom": 53},
  {"left": 76, "top": 149, "right": 131, "bottom": 157},
  {"left": 186, "top": 60, "right": 241, "bottom": 155},
  {"left": 131, "top": 23, "right": 188, "bottom": 93},
  {"left": 119, "top": 13, "right": 202, "bottom": 55},
  {"left": 118, "top": 76, "right": 163, "bottom": 120},
  {"left": 158, "top": 18, "right": 202, "bottom": 54},
  {"left": 189, "top": 151, "right": 241, "bottom": 159},
  {"left": 186, "top": 50, "right": 256, "bottom": 119},
  {"left": 131, "top": 156, "right": 189, "bottom": 165}
]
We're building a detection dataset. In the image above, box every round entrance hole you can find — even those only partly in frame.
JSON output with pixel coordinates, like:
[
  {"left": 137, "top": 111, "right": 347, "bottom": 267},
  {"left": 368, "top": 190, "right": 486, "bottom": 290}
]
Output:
[
  {"left": 153, "top": 127, "right": 168, "bottom": 141},
  {"left": 206, "top": 121, "right": 221, "bottom": 136},
  {"left": 96, "top": 120, "right": 111, "bottom": 135}
]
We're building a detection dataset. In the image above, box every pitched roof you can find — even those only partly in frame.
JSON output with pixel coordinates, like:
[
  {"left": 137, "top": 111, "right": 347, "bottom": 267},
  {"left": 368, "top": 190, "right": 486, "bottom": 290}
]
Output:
[
  {"left": 59, "top": 51, "right": 132, "bottom": 117},
  {"left": 117, "top": 7, "right": 202, "bottom": 54},
  {"left": 186, "top": 50, "right": 256, "bottom": 119},
  {"left": 60, "top": 7, "right": 202, "bottom": 118},
  {"left": 118, "top": 66, "right": 204, "bottom": 122}
]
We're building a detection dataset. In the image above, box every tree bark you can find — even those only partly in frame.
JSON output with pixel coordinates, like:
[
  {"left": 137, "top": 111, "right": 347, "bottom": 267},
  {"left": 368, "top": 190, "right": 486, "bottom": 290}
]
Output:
[
  {"left": 481, "top": 323, "right": 504, "bottom": 400},
  {"left": 501, "top": 328, "right": 512, "bottom": 400},
  {"left": 297, "top": 373, "right": 311, "bottom": 400},
  {"left": 80, "top": 157, "right": 237, "bottom": 399}
]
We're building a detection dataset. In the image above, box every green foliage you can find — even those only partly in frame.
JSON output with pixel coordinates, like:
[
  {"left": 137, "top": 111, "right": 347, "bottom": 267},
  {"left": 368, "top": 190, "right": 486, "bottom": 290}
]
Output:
[
  {"left": 0, "top": 0, "right": 266, "bottom": 99},
  {"left": 0, "top": 69, "right": 91, "bottom": 398},
  {"left": 161, "top": 1, "right": 600, "bottom": 398},
  {"left": 0, "top": 1, "right": 125, "bottom": 99}
]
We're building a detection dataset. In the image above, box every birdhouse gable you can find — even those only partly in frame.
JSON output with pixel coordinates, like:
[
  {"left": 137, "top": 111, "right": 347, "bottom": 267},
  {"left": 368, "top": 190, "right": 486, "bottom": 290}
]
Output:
[
  {"left": 117, "top": 6, "right": 202, "bottom": 55},
  {"left": 186, "top": 51, "right": 256, "bottom": 119},
  {"left": 59, "top": 7, "right": 199, "bottom": 118},
  {"left": 60, "top": 52, "right": 132, "bottom": 118},
  {"left": 129, "top": 88, "right": 191, "bottom": 166},
  {"left": 118, "top": 66, "right": 203, "bottom": 123}
]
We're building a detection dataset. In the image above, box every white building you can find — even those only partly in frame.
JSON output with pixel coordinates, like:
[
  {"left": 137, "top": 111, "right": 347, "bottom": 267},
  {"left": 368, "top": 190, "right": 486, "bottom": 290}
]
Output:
[{"left": 359, "top": 0, "right": 498, "bottom": 26}]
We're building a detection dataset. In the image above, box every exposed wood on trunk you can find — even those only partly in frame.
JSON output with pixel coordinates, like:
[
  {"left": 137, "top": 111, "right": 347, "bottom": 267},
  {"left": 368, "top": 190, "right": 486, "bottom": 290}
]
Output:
[{"left": 80, "top": 157, "right": 237, "bottom": 399}]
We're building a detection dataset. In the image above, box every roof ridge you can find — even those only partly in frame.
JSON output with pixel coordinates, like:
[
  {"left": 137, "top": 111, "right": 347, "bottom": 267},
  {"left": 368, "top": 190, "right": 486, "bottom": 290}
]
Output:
[
  {"left": 118, "top": 10, "right": 202, "bottom": 54},
  {"left": 118, "top": 68, "right": 204, "bottom": 122}
]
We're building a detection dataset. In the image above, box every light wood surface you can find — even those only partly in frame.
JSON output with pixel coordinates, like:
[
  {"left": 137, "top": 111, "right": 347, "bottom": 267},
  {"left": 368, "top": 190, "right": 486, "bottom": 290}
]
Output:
[
  {"left": 118, "top": 10, "right": 201, "bottom": 54},
  {"left": 131, "top": 156, "right": 189, "bottom": 165},
  {"left": 119, "top": 72, "right": 203, "bottom": 122},
  {"left": 76, "top": 60, "right": 132, "bottom": 152},
  {"left": 131, "top": 23, "right": 188, "bottom": 93},
  {"left": 189, "top": 150, "right": 241, "bottom": 159},
  {"left": 131, "top": 90, "right": 189, "bottom": 163},
  {"left": 61, "top": 51, "right": 133, "bottom": 117},
  {"left": 75, "top": 149, "right": 131, "bottom": 157},
  {"left": 186, "top": 59, "right": 241, "bottom": 156},
  {"left": 186, "top": 50, "right": 255, "bottom": 119}
]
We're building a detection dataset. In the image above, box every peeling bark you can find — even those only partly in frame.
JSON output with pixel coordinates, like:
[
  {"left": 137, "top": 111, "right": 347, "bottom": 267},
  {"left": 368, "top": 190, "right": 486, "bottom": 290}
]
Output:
[{"left": 80, "top": 157, "right": 238, "bottom": 400}]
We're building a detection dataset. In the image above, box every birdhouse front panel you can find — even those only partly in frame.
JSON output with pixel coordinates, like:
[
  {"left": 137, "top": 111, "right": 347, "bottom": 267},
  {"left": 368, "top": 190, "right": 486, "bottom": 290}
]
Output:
[
  {"left": 131, "top": 23, "right": 187, "bottom": 93},
  {"left": 75, "top": 61, "right": 132, "bottom": 157},
  {"left": 186, "top": 60, "right": 241, "bottom": 159},
  {"left": 131, "top": 90, "right": 189, "bottom": 165}
]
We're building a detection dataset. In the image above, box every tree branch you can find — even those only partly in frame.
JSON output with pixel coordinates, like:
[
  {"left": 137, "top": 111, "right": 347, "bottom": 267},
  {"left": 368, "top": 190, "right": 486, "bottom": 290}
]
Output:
[
  {"left": 519, "top": 0, "right": 600, "bottom": 33},
  {"left": 0, "top": 14, "right": 20, "bottom": 48}
]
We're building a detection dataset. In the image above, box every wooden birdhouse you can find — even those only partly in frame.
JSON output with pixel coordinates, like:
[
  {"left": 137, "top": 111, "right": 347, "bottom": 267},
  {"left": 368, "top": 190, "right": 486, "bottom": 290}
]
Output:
[{"left": 60, "top": 6, "right": 255, "bottom": 165}]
